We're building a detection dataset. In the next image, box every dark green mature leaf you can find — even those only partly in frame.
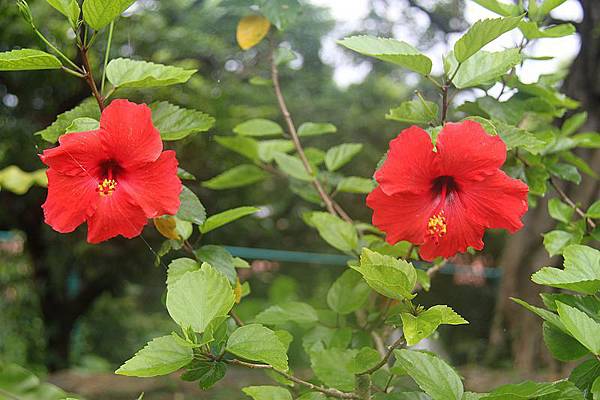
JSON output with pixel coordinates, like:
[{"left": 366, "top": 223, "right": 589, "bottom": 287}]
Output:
[
  {"left": 387, "top": 100, "right": 439, "bottom": 125},
  {"left": 83, "top": 0, "right": 135, "bottom": 30},
  {"left": 194, "top": 245, "right": 237, "bottom": 284},
  {"left": 324, "top": 143, "right": 363, "bottom": 171},
  {"left": 106, "top": 58, "right": 196, "bottom": 89},
  {"left": 338, "top": 36, "right": 432, "bottom": 75},
  {"left": 150, "top": 102, "right": 214, "bottom": 140},
  {"left": 242, "top": 385, "right": 293, "bottom": 400},
  {"left": 226, "top": 324, "right": 289, "bottom": 371},
  {"left": 177, "top": 186, "right": 206, "bottom": 226},
  {"left": 511, "top": 297, "right": 566, "bottom": 332},
  {"left": 233, "top": 119, "right": 283, "bottom": 137},
  {"left": 274, "top": 152, "right": 313, "bottom": 181},
  {"left": 539, "top": 380, "right": 585, "bottom": 400},
  {"left": 542, "top": 322, "right": 589, "bottom": 361},
  {"left": 471, "top": 0, "right": 519, "bottom": 16},
  {"left": 0, "top": 49, "right": 62, "bottom": 71},
  {"left": 532, "top": 245, "right": 600, "bottom": 294},
  {"left": 549, "top": 163, "right": 581, "bottom": 185},
  {"left": 201, "top": 206, "right": 259, "bottom": 234},
  {"left": 570, "top": 359, "right": 600, "bottom": 395},
  {"left": 453, "top": 49, "right": 521, "bottom": 89},
  {"left": 166, "top": 263, "right": 235, "bottom": 333},
  {"left": 557, "top": 302, "right": 600, "bottom": 354},
  {"left": 327, "top": 269, "right": 371, "bottom": 314},
  {"left": 46, "top": 0, "right": 80, "bottom": 26},
  {"left": 310, "top": 348, "right": 357, "bottom": 391},
  {"left": 202, "top": 165, "right": 268, "bottom": 189},
  {"left": 181, "top": 360, "right": 226, "bottom": 389},
  {"left": 298, "top": 122, "right": 337, "bottom": 137},
  {"left": 480, "top": 381, "right": 558, "bottom": 399},
  {"left": 309, "top": 212, "right": 358, "bottom": 252},
  {"left": 35, "top": 98, "right": 101, "bottom": 143},
  {"left": 115, "top": 335, "right": 193, "bottom": 377},
  {"left": 395, "top": 349, "right": 463, "bottom": 400},
  {"left": 254, "top": 301, "right": 319, "bottom": 325},
  {"left": 257, "top": 0, "right": 301, "bottom": 30},
  {"left": 214, "top": 136, "right": 259, "bottom": 161},
  {"left": 454, "top": 16, "right": 522, "bottom": 62},
  {"left": 525, "top": 165, "right": 550, "bottom": 196},
  {"left": 349, "top": 347, "right": 380, "bottom": 374},
  {"left": 336, "top": 177, "right": 376, "bottom": 194}
]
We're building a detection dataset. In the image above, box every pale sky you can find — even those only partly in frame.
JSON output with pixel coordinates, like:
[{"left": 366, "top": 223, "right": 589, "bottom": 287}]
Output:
[{"left": 308, "top": 0, "right": 583, "bottom": 88}]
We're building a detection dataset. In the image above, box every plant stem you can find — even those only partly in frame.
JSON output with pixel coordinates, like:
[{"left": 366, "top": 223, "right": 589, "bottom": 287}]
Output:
[
  {"left": 80, "top": 45, "right": 105, "bottom": 111},
  {"left": 33, "top": 27, "right": 83, "bottom": 72},
  {"left": 100, "top": 21, "right": 115, "bottom": 94},
  {"left": 441, "top": 84, "right": 449, "bottom": 123},
  {"left": 229, "top": 310, "right": 245, "bottom": 327},
  {"left": 359, "top": 337, "right": 406, "bottom": 376},
  {"left": 61, "top": 66, "right": 86, "bottom": 78},
  {"left": 549, "top": 178, "right": 596, "bottom": 229}
]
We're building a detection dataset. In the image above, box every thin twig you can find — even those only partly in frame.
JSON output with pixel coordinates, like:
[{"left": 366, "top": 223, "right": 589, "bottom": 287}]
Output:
[
  {"left": 229, "top": 310, "right": 245, "bottom": 327},
  {"left": 358, "top": 337, "right": 406, "bottom": 376},
  {"left": 80, "top": 46, "right": 104, "bottom": 111},
  {"left": 549, "top": 178, "right": 596, "bottom": 229}
]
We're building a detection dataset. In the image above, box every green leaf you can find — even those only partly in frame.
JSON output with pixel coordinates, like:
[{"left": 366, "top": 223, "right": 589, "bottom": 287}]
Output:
[
  {"left": 298, "top": 122, "right": 337, "bottom": 137},
  {"left": 274, "top": 152, "right": 313, "bottom": 181},
  {"left": 257, "top": 139, "right": 295, "bottom": 162},
  {"left": 310, "top": 348, "right": 357, "bottom": 391},
  {"left": 520, "top": 21, "right": 576, "bottom": 39},
  {"left": 387, "top": 100, "right": 439, "bottom": 125},
  {"left": 242, "top": 386, "right": 292, "bottom": 400},
  {"left": 511, "top": 297, "right": 566, "bottom": 333},
  {"left": 115, "top": 335, "right": 193, "bottom": 377},
  {"left": 532, "top": 245, "right": 600, "bottom": 294},
  {"left": 542, "top": 322, "right": 590, "bottom": 362},
  {"left": 525, "top": 165, "right": 550, "bottom": 196},
  {"left": 573, "top": 132, "right": 600, "bottom": 149},
  {"left": 548, "top": 198, "right": 573, "bottom": 224},
  {"left": 166, "top": 258, "right": 200, "bottom": 287},
  {"left": 177, "top": 186, "right": 206, "bottom": 226},
  {"left": 166, "top": 263, "right": 235, "bottom": 333},
  {"left": 453, "top": 49, "right": 521, "bottom": 89},
  {"left": 454, "top": 16, "right": 522, "bottom": 63},
  {"left": 351, "top": 248, "right": 417, "bottom": 300},
  {"left": 336, "top": 177, "right": 376, "bottom": 194},
  {"left": 194, "top": 245, "right": 237, "bottom": 284},
  {"left": 481, "top": 381, "right": 558, "bottom": 399},
  {"left": 549, "top": 163, "right": 581, "bottom": 185},
  {"left": 539, "top": 0, "right": 569, "bottom": 17},
  {"left": 202, "top": 165, "right": 268, "bottom": 189},
  {"left": 587, "top": 201, "right": 600, "bottom": 218},
  {"left": 401, "top": 305, "right": 467, "bottom": 346},
  {"left": 106, "top": 58, "right": 196, "bottom": 89},
  {"left": 324, "top": 143, "right": 363, "bottom": 171},
  {"left": 0, "top": 166, "right": 42, "bottom": 195},
  {"left": 557, "top": 301, "right": 600, "bottom": 354},
  {"left": 327, "top": 269, "right": 371, "bottom": 315},
  {"left": 181, "top": 360, "right": 226, "bottom": 389},
  {"left": 570, "top": 359, "right": 600, "bottom": 395},
  {"left": 471, "top": 0, "right": 519, "bottom": 16},
  {"left": 305, "top": 147, "right": 326, "bottom": 167},
  {"left": 200, "top": 206, "right": 259, "bottom": 234},
  {"left": 233, "top": 119, "right": 283, "bottom": 137},
  {"left": 338, "top": 36, "right": 432, "bottom": 75},
  {"left": 65, "top": 117, "right": 99, "bottom": 133},
  {"left": 226, "top": 324, "right": 289, "bottom": 371},
  {"left": 214, "top": 136, "right": 259, "bottom": 161},
  {"left": 46, "top": 0, "right": 80, "bottom": 26},
  {"left": 150, "top": 102, "right": 214, "bottom": 141},
  {"left": 394, "top": 349, "right": 464, "bottom": 400},
  {"left": 0, "top": 49, "right": 62, "bottom": 71},
  {"left": 82, "top": 0, "right": 136, "bottom": 30},
  {"left": 542, "top": 230, "right": 576, "bottom": 257},
  {"left": 35, "top": 98, "right": 101, "bottom": 143},
  {"left": 254, "top": 301, "right": 319, "bottom": 325},
  {"left": 309, "top": 212, "right": 358, "bottom": 253},
  {"left": 257, "top": 0, "right": 301, "bottom": 30},
  {"left": 350, "top": 347, "right": 381, "bottom": 374}
]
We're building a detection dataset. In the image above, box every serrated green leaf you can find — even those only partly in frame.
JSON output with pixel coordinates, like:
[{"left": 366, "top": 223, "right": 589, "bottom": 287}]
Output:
[
  {"left": 401, "top": 305, "right": 467, "bottom": 345},
  {"left": 274, "top": 152, "right": 313, "bottom": 181},
  {"left": 227, "top": 324, "right": 288, "bottom": 371},
  {"left": 35, "top": 98, "right": 101, "bottom": 143},
  {"left": 543, "top": 230, "right": 576, "bottom": 257},
  {"left": 254, "top": 301, "right": 319, "bottom": 325},
  {"left": 542, "top": 322, "right": 589, "bottom": 362},
  {"left": 548, "top": 198, "right": 573, "bottom": 223},
  {"left": 338, "top": 36, "right": 432, "bottom": 75},
  {"left": 83, "top": 0, "right": 136, "bottom": 30},
  {"left": 233, "top": 119, "right": 283, "bottom": 137},
  {"left": 557, "top": 301, "right": 600, "bottom": 354},
  {"left": 327, "top": 269, "right": 371, "bottom": 315},
  {"left": 176, "top": 186, "right": 206, "bottom": 226},
  {"left": 46, "top": 0, "right": 80, "bottom": 26},
  {"left": 298, "top": 122, "right": 337, "bottom": 137},
  {"left": 202, "top": 165, "right": 268, "bottom": 189},
  {"left": 387, "top": 100, "right": 439, "bottom": 125},
  {"left": 454, "top": 16, "right": 522, "bottom": 62},
  {"left": 336, "top": 177, "right": 376, "bottom": 194},
  {"left": 106, "top": 58, "right": 196, "bottom": 89},
  {"left": 570, "top": 359, "right": 600, "bottom": 395},
  {"left": 166, "top": 258, "right": 200, "bottom": 287},
  {"left": 309, "top": 212, "right": 358, "bottom": 253},
  {"left": 520, "top": 21, "right": 576, "bottom": 39},
  {"left": 64, "top": 117, "right": 99, "bottom": 134},
  {"left": 481, "top": 381, "right": 558, "bottom": 399},
  {"left": 471, "top": 0, "right": 519, "bottom": 16},
  {"left": 194, "top": 245, "right": 237, "bottom": 284},
  {"left": 453, "top": 49, "right": 521, "bottom": 89},
  {"left": 180, "top": 360, "right": 226, "bottom": 389},
  {"left": 150, "top": 102, "right": 214, "bottom": 141},
  {"left": 200, "top": 206, "right": 259, "bottom": 234},
  {"left": 324, "top": 143, "right": 362, "bottom": 171},
  {"left": 242, "top": 385, "right": 292, "bottom": 400},
  {"left": 587, "top": 201, "right": 600, "bottom": 218},
  {"left": 310, "top": 348, "right": 357, "bottom": 391},
  {"left": 115, "top": 335, "right": 193, "bottom": 377},
  {"left": 0, "top": 49, "right": 62, "bottom": 71}
]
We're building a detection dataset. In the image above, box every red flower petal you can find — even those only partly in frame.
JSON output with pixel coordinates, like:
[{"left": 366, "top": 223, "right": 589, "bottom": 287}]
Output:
[
  {"left": 459, "top": 170, "right": 529, "bottom": 233},
  {"left": 119, "top": 150, "right": 182, "bottom": 218},
  {"left": 367, "top": 186, "right": 436, "bottom": 245},
  {"left": 42, "top": 169, "right": 98, "bottom": 233},
  {"left": 99, "top": 99, "right": 162, "bottom": 168},
  {"left": 436, "top": 120, "right": 506, "bottom": 181},
  {"left": 40, "top": 130, "right": 105, "bottom": 177},
  {"left": 86, "top": 189, "right": 148, "bottom": 243},
  {"left": 375, "top": 126, "right": 437, "bottom": 195}
]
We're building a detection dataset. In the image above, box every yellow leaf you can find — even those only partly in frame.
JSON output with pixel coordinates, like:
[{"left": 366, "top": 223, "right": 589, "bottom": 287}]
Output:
[
  {"left": 153, "top": 216, "right": 180, "bottom": 240},
  {"left": 236, "top": 15, "right": 271, "bottom": 50},
  {"left": 234, "top": 278, "right": 243, "bottom": 304}
]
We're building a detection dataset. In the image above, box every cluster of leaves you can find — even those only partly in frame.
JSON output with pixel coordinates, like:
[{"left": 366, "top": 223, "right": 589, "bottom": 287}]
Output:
[{"left": 0, "top": 363, "right": 81, "bottom": 400}]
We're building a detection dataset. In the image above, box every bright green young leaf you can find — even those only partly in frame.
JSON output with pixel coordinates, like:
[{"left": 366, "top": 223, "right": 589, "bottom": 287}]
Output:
[
  {"left": 226, "top": 324, "right": 289, "bottom": 371},
  {"left": 166, "top": 258, "right": 200, "bottom": 287},
  {"left": 543, "top": 230, "right": 577, "bottom": 257},
  {"left": 254, "top": 301, "right": 319, "bottom": 325},
  {"left": 542, "top": 322, "right": 590, "bottom": 362},
  {"left": 338, "top": 36, "right": 432, "bottom": 75},
  {"left": 46, "top": 0, "right": 80, "bottom": 26},
  {"left": 64, "top": 117, "right": 99, "bottom": 133},
  {"left": 471, "top": 0, "right": 519, "bottom": 16},
  {"left": 562, "top": 112, "right": 588, "bottom": 136},
  {"left": 336, "top": 177, "right": 376, "bottom": 194},
  {"left": 180, "top": 360, "right": 226, "bottom": 389},
  {"left": 176, "top": 186, "right": 206, "bottom": 226},
  {"left": 454, "top": 16, "right": 522, "bottom": 62},
  {"left": 351, "top": 248, "right": 417, "bottom": 300},
  {"left": 532, "top": 245, "right": 600, "bottom": 294},
  {"left": 480, "top": 381, "right": 558, "bottom": 399},
  {"left": 394, "top": 349, "right": 464, "bottom": 400},
  {"left": 386, "top": 99, "right": 439, "bottom": 125},
  {"left": 298, "top": 122, "right": 337, "bottom": 137},
  {"left": 309, "top": 212, "right": 358, "bottom": 253},
  {"left": 557, "top": 302, "right": 600, "bottom": 354},
  {"left": 35, "top": 98, "right": 101, "bottom": 143},
  {"left": 401, "top": 305, "right": 467, "bottom": 345},
  {"left": 150, "top": 102, "right": 214, "bottom": 141},
  {"left": 274, "top": 152, "right": 313, "bottom": 181},
  {"left": 233, "top": 119, "right": 283, "bottom": 137},
  {"left": 166, "top": 263, "right": 235, "bottom": 333},
  {"left": 453, "top": 49, "right": 521, "bottom": 89},
  {"left": 83, "top": 0, "right": 136, "bottom": 30},
  {"left": 257, "top": 139, "right": 295, "bottom": 162},
  {"left": 0, "top": 49, "right": 62, "bottom": 71},
  {"left": 304, "top": 147, "right": 326, "bottom": 166},
  {"left": 573, "top": 132, "right": 600, "bottom": 149},
  {"left": 547, "top": 198, "right": 573, "bottom": 224},
  {"left": 106, "top": 58, "right": 196, "bottom": 89},
  {"left": 242, "top": 386, "right": 292, "bottom": 400},
  {"left": 214, "top": 136, "right": 259, "bottom": 161},
  {"left": 520, "top": 21, "right": 576, "bottom": 39},
  {"left": 324, "top": 143, "right": 363, "bottom": 171},
  {"left": 115, "top": 335, "right": 193, "bottom": 377},
  {"left": 202, "top": 165, "right": 268, "bottom": 190},
  {"left": 539, "top": 0, "right": 569, "bottom": 17},
  {"left": 587, "top": 200, "right": 600, "bottom": 218},
  {"left": 200, "top": 206, "right": 259, "bottom": 234},
  {"left": 327, "top": 269, "right": 371, "bottom": 315},
  {"left": 0, "top": 166, "right": 38, "bottom": 195},
  {"left": 310, "top": 348, "right": 357, "bottom": 391}
]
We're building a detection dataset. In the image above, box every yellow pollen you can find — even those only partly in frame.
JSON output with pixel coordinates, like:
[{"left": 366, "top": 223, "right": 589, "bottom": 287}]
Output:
[
  {"left": 97, "top": 178, "right": 117, "bottom": 196},
  {"left": 427, "top": 211, "right": 447, "bottom": 244}
]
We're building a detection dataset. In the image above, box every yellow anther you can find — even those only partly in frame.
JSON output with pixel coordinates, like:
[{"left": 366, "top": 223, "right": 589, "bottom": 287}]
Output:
[
  {"left": 427, "top": 211, "right": 447, "bottom": 244},
  {"left": 97, "top": 178, "right": 117, "bottom": 196}
]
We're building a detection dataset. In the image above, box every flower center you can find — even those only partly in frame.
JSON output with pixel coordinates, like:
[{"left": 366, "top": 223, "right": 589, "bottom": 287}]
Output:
[
  {"left": 97, "top": 178, "right": 117, "bottom": 196},
  {"left": 425, "top": 176, "right": 456, "bottom": 244},
  {"left": 427, "top": 211, "right": 447, "bottom": 244}
]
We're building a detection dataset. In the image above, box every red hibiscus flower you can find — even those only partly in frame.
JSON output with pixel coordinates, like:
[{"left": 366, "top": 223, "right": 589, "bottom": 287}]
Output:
[
  {"left": 40, "top": 99, "right": 181, "bottom": 243},
  {"left": 367, "top": 121, "right": 528, "bottom": 261}
]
